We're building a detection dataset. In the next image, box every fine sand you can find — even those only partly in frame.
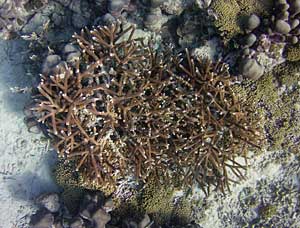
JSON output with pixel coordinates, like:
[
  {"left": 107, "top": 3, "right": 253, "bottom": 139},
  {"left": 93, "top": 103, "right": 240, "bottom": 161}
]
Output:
[{"left": 0, "top": 40, "right": 58, "bottom": 228}]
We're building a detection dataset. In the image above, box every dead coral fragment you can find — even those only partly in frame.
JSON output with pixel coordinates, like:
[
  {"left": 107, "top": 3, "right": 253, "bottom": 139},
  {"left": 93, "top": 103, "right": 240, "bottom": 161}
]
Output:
[{"left": 32, "top": 23, "right": 262, "bottom": 194}]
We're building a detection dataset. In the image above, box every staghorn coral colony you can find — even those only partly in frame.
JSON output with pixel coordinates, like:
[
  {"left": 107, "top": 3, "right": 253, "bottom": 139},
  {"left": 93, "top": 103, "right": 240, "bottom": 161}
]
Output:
[
  {"left": 30, "top": 22, "right": 262, "bottom": 197},
  {"left": 1, "top": 0, "right": 299, "bottom": 227}
]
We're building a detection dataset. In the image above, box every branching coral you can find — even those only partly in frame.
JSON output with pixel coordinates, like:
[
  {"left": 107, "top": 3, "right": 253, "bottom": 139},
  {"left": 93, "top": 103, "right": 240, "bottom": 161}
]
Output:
[{"left": 31, "top": 22, "right": 262, "bottom": 194}]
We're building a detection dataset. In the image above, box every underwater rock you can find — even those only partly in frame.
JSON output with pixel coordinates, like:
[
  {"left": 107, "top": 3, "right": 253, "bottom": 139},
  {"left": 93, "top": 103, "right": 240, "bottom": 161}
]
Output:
[
  {"left": 29, "top": 191, "right": 114, "bottom": 228},
  {"left": 196, "top": 0, "right": 212, "bottom": 9},
  {"left": 70, "top": 217, "right": 85, "bottom": 228},
  {"left": 275, "top": 19, "right": 291, "bottom": 34},
  {"left": 36, "top": 193, "right": 60, "bottom": 213},
  {"left": 0, "top": 0, "right": 47, "bottom": 39},
  {"left": 193, "top": 38, "right": 221, "bottom": 61},
  {"left": 30, "top": 211, "right": 55, "bottom": 228},
  {"left": 176, "top": 11, "right": 212, "bottom": 48},
  {"left": 150, "top": 0, "right": 164, "bottom": 8},
  {"left": 161, "top": 0, "right": 193, "bottom": 16},
  {"left": 56, "top": 0, "right": 71, "bottom": 7},
  {"left": 138, "top": 214, "right": 151, "bottom": 228},
  {"left": 102, "top": 198, "right": 114, "bottom": 212},
  {"left": 144, "top": 7, "right": 167, "bottom": 32},
  {"left": 96, "top": 13, "right": 117, "bottom": 26},
  {"left": 290, "top": 0, "right": 300, "bottom": 16},
  {"left": 92, "top": 208, "right": 111, "bottom": 228},
  {"left": 244, "top": 33, "right": 257, "bottom": 47},
  {"left": 42, "top": 54, "right": 62, "bottom": 74},
  {"left": 107, "top": 0, "right": 136, "bottom": 17},
  {"left": 63, "top": 43, "right": 79, "bottom": 55},
  {"left": 245, "top": 14, "right": 261, "bottom": 32},
  {"left": 291, "top": 19, "right": 300, "bottom": 29},
  {"left": 239, "top": 58, "right": 264, "bottom": 80},
  {"left": 268, "top": 0, "right": 300, "bottom": 45},
  {"left": 72, "top": 13, "right": 89, "bottom": 29}
]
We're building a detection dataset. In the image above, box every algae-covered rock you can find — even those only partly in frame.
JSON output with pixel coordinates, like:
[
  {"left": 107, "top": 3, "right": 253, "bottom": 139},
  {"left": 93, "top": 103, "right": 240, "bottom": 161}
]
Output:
[
  {"left": 210, "top": 0, "right": 272, "bottom": 42},
  {"left": 285, "top": 44, "right": 300, "bottom": 62},
  {"left": 55, "top": 159, "right": 193, "bottom": 226},
  {"left": 237, "top": 61, "right": 300, "bottom": 153},
  {"left": 54, "top": 158, "right": 116, "bottom": 196}
]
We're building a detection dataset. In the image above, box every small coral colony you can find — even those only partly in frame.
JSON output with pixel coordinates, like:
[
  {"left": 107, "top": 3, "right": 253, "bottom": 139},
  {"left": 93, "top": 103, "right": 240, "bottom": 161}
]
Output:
[{"left": 30, "top": 22, "right": 262, "bottom": 194}]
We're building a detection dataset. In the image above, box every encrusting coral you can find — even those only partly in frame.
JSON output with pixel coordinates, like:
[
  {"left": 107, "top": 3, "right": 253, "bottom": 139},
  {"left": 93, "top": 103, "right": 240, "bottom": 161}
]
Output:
[{"left": 29, "top": 22, "right": 262, "bottom": 195}]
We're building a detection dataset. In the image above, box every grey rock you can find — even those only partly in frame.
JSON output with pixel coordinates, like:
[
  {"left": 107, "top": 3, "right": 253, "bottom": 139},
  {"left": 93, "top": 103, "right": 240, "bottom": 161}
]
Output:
[
  {"left": 21, "top": 12, "right": 50, "bottom": 34},
  {"left": 291, "top": 19, "right": 300, "bottom": 29},
  {"left": 63, "top": 43, "right": 80, "bottom": 62},
  {"left": 275, "top": 19, "right": 291, "bottom": 34},
  {"left": 69, "top": 0, "right": 82, "bottom": 14},
  {"left": 108, "top": 0, "right": 131, "bottom": 16},
  {"left": 138, "top": 214, "right": 151, "bottom": 228},
  {"left": 276, "top": 0, "right": 288, "bottom": 5},
  {"left": 37, "top": 193, "right": 60, "bottom": 213},
  {"left": 92, "top": 208, "right": 111, "bottom": 228},
  {"left": 42, "top": 55, "right": 62, "bottom": 74},
  {"left": 72, "top": 13, "right": 88, "bottom": 29},
  {"left": 292, "top": 28, "right": 300, "bottom": 35},
  {"left": 239, "top": 58, "right": 264, "bottom": 80},
  {"left": 243, "top": 48, "right": 250, "bottom": 56},
  {"left": 30, "top": 212, "right": 55, "bottom": 228},
  {"left": 102, "top": 198, "right": 114, "bottom": 212},
  {"left": 97, "top": 13, "right": 117, "bottom": 26},
  {"left": 56, "top": 0, "right": 71, "bottom": 7},
  {"left": 244, "top": 33, "right": 257, "bottom": 47},
  {"left": 70, "top": 217, "right": 84, "bottom": 228},
  {"left": 63, "top": 43, "right": 79, "bottom": 55},
  {"left": 290, "top": 0, "right": 300, "bottom": 16},
  {"left": 277, "top": 11, "right": 289, "bottom": 20},
  {"left": 291, "top": 36, "right": 299, "bottom": 44},
  {"left": 161, "top": 0, "right": 190, "bottom": 15},
  {"left": 54, "top": 221, "right": 64, "bottom": 228},
  {"left": 52, "top": 12, "right": 67, "bottom": 26},
  {"left": 196, "top": 0, "right": 212, "bottom": 9},
  {"left": 245, "top": 14, "right": 261, "bottom": 31},
  {"left": 144, "top": 7, "right": 167, "bottom": 31},
  {"left": 66, "top": 52, "right": 81, "bottom": 62},
  {"left": 150, "top": 0, "right": 164, "bottom": 8}
]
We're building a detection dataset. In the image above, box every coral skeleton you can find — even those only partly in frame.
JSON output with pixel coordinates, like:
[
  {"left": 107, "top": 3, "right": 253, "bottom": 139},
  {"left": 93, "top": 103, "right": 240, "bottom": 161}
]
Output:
[{"left": 31, "top": 22, "right": 262, "bottom": 194}]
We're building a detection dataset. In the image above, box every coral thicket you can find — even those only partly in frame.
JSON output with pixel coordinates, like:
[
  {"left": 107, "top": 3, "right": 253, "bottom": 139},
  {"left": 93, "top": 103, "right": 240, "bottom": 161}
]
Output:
[{"left": 31, "top": 23, "right": 262, "bottom": 195}]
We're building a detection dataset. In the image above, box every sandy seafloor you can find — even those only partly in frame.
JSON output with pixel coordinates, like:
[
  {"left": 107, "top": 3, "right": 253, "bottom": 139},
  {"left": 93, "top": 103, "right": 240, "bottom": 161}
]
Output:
[
  {"left": 0, "top": 37, "right": 300, "bottom": 228},
  {"left": 0, "top": 39, "right": 59, "bottom": 228}
]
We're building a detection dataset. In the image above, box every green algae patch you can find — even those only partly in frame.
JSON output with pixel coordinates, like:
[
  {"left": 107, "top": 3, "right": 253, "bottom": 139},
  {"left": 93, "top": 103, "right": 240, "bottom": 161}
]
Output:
[
  {"left": 211, "top": 0, "right": 273, "bottom": 42},
  {"left": 140, "top": 182, "right": 191, "bottom": 225},
  {"left": 55, "top": 159, "right": 192, "bottom": 226},
  {"left": 285, "top": 44, "right": 300, "bottom": 62},
  {"left": 54, "top": 158, "right": 117, "bottom": 195},
  {"left": 259, "top": 204, "right": 277, "bottom": 220},
  {"left": 236, "top": 61, "right": 300, "bottom": 153},
  {"left": 113, "top": 180, "right": 192, "bottom": 226}
]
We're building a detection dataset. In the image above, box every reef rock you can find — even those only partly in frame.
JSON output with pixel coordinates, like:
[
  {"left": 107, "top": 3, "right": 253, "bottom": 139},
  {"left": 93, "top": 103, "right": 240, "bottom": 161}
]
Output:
[
  {"left": 245, "top": 14, "right": 261, "bottom": 32},
  {"left": 36, "top": 193, "right": 60, "bottom": 213},
  {"left": 239, "top": 58, "right": 264, "bottom": 80}
]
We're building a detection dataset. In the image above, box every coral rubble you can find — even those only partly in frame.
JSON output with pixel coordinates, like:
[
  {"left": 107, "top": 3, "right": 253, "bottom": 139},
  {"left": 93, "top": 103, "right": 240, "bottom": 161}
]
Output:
[{"left": 30, "top": 22, "right": 262, "bottom": 196}]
